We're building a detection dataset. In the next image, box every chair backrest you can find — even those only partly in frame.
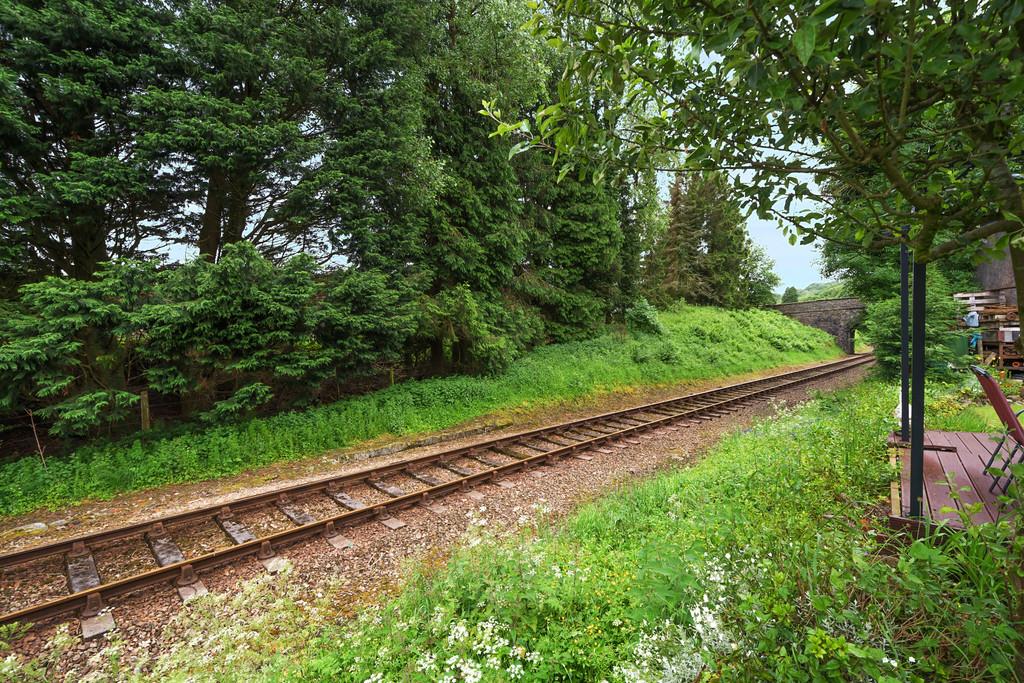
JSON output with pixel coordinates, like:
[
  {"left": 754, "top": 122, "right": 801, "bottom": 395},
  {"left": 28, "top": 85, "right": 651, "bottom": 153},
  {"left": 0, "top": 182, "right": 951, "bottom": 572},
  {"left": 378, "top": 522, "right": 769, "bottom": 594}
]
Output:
[{"left": 970, "top": 365, "right": 1024, "bottom": 444}]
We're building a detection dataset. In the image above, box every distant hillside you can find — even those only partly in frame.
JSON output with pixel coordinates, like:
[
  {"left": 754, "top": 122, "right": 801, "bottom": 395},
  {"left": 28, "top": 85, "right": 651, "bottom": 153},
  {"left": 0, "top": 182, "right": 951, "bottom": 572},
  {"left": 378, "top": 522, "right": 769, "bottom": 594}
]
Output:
[{"left": 777, "top": 281, "right": 848, "bottom": 303}]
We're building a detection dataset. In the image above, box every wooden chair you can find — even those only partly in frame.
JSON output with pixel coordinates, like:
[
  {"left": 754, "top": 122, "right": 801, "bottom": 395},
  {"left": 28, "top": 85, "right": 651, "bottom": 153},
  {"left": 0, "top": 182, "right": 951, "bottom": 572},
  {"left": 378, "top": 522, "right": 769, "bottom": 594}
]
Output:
[{"left": 970, "top": 365, "right": 1024, "bottom": 493}]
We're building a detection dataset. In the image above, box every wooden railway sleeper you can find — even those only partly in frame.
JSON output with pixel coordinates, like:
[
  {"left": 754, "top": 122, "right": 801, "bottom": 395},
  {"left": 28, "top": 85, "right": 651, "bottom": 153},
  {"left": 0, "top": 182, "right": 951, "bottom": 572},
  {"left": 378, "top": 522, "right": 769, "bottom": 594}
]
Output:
[
  {"left": 491, "top": 446, "right": 527, "bottom": 460},
  {"left": 405, "top": 468, "right": 444, "bottom": 487},
  {"left": 467, "top": 450, "right": 504, "bottom": 467},
  {"left": 65, "top": 542, "right": 102, "bottom": 595},
  {"left": 216, "top": 507, "right": 257, "bottom": 545},
  {"left": 586, "top": 424, "right": 619, "bottom": 435},
  {"left": 368, "top": 478, "right": 406, "bottom": 498}
]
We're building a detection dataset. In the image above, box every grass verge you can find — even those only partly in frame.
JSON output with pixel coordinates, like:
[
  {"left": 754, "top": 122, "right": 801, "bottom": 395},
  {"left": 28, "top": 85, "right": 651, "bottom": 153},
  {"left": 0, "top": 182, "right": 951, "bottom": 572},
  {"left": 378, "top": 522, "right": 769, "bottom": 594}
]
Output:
[
  {"left": 288, "top": 381, "right": 1021, "bottom": 682},
  {"left": 0, "top": 306, "right": 838, "bottom": 517}
]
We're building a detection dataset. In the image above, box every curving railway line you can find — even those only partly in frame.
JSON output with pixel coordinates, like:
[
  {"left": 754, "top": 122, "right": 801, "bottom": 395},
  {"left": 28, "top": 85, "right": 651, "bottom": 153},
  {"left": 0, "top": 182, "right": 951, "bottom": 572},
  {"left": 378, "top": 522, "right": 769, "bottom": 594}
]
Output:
[{"left": 0, "top": 354, "right": 872, "bottom": 630}]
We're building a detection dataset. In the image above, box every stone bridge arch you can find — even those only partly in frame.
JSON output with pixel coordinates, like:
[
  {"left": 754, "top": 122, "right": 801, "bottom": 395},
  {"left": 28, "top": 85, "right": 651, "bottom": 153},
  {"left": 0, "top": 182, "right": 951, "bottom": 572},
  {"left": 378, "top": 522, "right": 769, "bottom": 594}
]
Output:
[{"left": 771, "top": 297, "right": 866, "bottom": 354}]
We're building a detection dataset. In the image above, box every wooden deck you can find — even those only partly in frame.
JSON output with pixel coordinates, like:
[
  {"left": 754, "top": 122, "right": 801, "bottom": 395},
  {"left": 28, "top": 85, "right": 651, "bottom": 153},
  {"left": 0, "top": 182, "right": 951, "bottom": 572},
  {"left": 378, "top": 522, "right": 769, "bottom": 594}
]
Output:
[{"left": 890, "top": 430, "right": 1009, "bottom": 528}]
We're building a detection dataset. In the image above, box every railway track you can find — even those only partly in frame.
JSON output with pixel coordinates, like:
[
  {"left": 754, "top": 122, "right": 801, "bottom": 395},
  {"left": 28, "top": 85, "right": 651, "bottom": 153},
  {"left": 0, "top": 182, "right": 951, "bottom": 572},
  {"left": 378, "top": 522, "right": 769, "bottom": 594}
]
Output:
[{"left": 0, "top": 354, "right": 871, "bottom": 629}]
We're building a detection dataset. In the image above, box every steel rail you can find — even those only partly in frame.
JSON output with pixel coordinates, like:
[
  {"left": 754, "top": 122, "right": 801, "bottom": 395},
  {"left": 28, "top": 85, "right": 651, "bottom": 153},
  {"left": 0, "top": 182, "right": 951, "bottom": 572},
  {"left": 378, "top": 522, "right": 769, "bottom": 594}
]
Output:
[
  {"left": 0, "top": 354, "right": 866, "bottom": 570},
  {"left": 0, "top": 354, "right": 871, "bottom": 626}
]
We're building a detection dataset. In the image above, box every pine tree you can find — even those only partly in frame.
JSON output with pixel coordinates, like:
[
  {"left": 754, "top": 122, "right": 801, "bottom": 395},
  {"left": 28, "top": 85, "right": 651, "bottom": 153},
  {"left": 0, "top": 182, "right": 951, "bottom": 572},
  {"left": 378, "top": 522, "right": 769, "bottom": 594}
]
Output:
[
  {"left": 138, "top": 0, "right": 430, "bottom": 265},
  {"left": 616, "top": 168, "right": 664, "bottom": 313},
  {"left": 699, "top": 173, "right": 749, "bottom": 308},
  {"left": 646, "top": 171, "right": 778, "bottom": 309},
  {"left": 413, "top": 0, "right": 549, "bottom": 370},
  {"left": 646, "top": 172, "right": 703, "bottom": 306},
  {"left": 0, "top": 0, "right": 172, "bottom": 279},
  {"left": 517, "top": 151, "right": 623, "bottom": 340},
  {"left": 781, "top": 286, "right": 799, "bottom": 303}
]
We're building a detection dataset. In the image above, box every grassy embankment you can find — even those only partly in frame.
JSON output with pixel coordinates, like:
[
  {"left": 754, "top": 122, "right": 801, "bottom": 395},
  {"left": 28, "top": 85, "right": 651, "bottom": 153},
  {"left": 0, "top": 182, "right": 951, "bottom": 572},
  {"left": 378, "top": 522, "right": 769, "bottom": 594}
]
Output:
[
  {"left": 0, "top": 305, "right": 839, "bottom": 517},
  {"left": 16, "top": 378, "right": 1019, "bottom": 681}
]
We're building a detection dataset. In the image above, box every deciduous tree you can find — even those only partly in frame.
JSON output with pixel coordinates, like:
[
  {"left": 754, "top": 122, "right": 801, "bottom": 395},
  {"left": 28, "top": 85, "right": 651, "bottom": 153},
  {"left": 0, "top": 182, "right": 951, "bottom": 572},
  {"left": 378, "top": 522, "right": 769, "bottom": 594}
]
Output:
[{"left": 489, "top": 0, "right": 1024, "bottom": 313}]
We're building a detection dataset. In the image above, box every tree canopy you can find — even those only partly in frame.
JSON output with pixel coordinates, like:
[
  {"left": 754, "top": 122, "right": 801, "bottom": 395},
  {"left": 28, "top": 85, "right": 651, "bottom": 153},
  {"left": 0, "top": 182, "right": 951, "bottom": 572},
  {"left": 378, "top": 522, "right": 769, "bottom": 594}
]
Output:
[
  {"left": 487, "top": 0, "right": 1024, "bottom": 304},
  {"left": 0, "top": 0, "right": 681, "bottom": 446}
]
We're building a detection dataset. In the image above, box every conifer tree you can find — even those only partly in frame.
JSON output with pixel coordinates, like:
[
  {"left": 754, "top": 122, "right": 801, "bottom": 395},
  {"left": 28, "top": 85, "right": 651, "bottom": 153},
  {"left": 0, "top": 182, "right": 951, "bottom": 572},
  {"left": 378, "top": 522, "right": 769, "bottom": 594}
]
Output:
[
  {"left": 413, "top": 0, "right": 549, "bottom": 369},
  {"left": 139, "top": 0, "right": 430, "bottom": 264},
  {"left": 646, "top": 172, "right": 703, "bottom": 306},
  {"left": 0, "top": 0, "right": 172, "bottom": 279},
  {"left": 517, "top": 151, "right": 623, "bottom": 340},
  {"left": 700, "top": 173, "right": 750, "bottom": 308},
  {"left": 646, "top": 171, "right": 779, "bottom": 309},
  {"left": 617, "top": 168, "right": 664, "bottom": 313}
]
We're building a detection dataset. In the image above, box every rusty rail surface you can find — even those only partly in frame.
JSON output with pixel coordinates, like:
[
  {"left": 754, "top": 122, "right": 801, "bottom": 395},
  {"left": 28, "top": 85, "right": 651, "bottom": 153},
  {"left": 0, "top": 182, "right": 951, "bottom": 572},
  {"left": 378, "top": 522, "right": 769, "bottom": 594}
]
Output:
[{"left": 0, "top": 354, "right": 872, "bottom": 626}]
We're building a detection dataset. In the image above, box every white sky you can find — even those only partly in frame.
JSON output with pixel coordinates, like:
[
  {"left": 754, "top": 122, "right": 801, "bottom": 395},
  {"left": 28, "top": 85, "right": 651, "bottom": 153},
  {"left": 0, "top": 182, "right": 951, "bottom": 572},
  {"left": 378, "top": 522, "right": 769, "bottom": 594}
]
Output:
[{"left": 748, "top": 214, "right": 824, "bottom": 290}]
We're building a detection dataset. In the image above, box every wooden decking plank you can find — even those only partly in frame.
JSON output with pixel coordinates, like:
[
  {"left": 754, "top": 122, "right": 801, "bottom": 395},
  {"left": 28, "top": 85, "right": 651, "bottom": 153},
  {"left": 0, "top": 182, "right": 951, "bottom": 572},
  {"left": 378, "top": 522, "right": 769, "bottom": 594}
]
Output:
[
  {"left": 951, "top": 431, "right": 1005, "bottom": 516},
  {"left": 922, "top": 431, "right": 960, "bottom": 523},
  {"left": 920, "top": 444, "right": 953, "bottom": 522},
  {"left": 928, "top": 431, "right": 993, "bottom": 524},
  {"left": 954, "top": 432, "right": 1003, "bottom": 499},
  {"left": 936, "top": 432, "right": 999, "bottom": 522},
  {"left": 928, "top": 432, "right": 992, "bottom": 524},
  {"left": 898, "top": 443, "right": 911, "bottom": 516},
  {"left": 938, "top": 431, "right": 997, "bottom": 519}
]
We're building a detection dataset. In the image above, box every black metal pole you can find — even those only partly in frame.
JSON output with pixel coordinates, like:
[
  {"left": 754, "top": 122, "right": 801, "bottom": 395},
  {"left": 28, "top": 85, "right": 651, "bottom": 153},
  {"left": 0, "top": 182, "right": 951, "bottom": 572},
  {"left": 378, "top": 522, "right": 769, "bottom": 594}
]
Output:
[
  {"left": 900, "top": 240, "right": 910, "bottom": 441},
  {"left": 909, "top": 257, "right": 926, "bottom": 518}
]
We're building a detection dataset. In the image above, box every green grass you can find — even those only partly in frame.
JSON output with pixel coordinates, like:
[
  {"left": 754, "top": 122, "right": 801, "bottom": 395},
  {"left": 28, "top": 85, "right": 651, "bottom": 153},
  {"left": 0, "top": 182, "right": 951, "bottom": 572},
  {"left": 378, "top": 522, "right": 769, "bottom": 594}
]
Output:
[
  {"left": 21, "top": 378, "right": 1020, "bottom": 681},
  {"left": 925, "top": 380, "right": 1009, "bottom": 433},
  {"left": 929, "top": 404, "right": 1001, "bottom": 433},
  {"left": 0, "top": 305, "right": 839, "bottom": 517},
  {"left": 286, "top": 381, "right": 1020, "bottom": 682}
]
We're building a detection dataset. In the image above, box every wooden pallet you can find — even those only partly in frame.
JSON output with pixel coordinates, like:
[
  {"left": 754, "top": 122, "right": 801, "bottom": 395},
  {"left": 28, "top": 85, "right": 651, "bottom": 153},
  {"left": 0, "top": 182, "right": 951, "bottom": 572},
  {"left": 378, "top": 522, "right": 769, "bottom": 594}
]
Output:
[{"left": 955, "top": 290, "right": 1005, "bottom": 311}]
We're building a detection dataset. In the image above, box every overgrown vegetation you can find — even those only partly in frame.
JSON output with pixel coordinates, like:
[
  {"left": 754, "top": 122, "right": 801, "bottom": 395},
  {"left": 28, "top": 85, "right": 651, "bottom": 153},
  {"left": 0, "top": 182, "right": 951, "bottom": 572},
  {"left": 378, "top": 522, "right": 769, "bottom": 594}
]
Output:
[
  {"left": 0, "top": 306, "right": 836, "bottom": 517},
  {"left": 14, "top": 379, "right": 1020, "bottom": 681},
  {"left": 292, "top": 381, "right": 1021, "bottom": 682},
  {"left": 781, "top": 281, "right": 849, "bottom": 303},
  {"left": 862, "top": 271, "right": 967, "bottom": 378},
  {"left": 0, "top": 0, "right": 673, "bottom": 448}
]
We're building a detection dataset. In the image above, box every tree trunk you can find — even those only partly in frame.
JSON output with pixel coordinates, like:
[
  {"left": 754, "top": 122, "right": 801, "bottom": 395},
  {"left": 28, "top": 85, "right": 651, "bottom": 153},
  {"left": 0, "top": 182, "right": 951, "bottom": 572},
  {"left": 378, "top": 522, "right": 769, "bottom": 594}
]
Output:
[
  {"left": 223, "top": 176, "right": 250, "bottom": 246},
  {"left": 199, "top": 170, "right": 226, "bottom": 260},
  {"left": 966, "top": 130, "right": 1024, "bottom": 352},
  {"left": 1010, "top": 245, "right": 1024, "bottom": 354},
  {"left": 68, "top": 215, "right": 109, "bottom": 280}
]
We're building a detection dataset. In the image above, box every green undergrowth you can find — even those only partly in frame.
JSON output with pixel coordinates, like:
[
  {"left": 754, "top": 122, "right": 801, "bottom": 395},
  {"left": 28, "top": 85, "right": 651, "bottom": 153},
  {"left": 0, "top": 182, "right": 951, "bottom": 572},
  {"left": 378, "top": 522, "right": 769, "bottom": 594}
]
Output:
[
  {"left": 284, "top": 381, "right": 1021, "bottom": 682},
  {"left": 924, "top": 376, "right": 1010, "bottom": 434},
  {"left": 8, "top": 379, "right": 1021, "bottom": 681},
  {"left": 0, "top": 306, "right": 838, "bottom": 517}
]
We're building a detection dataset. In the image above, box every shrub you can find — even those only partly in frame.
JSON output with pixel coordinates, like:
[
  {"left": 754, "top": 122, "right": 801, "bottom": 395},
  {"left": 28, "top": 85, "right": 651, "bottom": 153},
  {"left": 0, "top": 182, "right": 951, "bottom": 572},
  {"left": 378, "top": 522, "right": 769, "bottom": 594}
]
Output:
[
  {"left": 863, "top": 271, "right": 965, "bottom": 378},
  {"left": 625, "top": 298, "right": 665, "bottom": 335}
]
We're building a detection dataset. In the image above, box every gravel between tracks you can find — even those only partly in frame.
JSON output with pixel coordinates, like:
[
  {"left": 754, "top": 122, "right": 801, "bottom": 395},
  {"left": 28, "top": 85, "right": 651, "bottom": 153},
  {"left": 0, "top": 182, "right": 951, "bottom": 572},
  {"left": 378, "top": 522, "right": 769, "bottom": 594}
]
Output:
[{"left": 7, "top": 362, "right": 869, "bottom": 676}]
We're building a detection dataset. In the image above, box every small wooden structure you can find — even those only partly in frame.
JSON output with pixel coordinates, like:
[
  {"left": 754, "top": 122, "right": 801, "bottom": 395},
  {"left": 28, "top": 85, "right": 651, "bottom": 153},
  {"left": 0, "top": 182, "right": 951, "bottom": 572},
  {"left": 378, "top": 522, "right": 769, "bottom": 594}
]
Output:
[
  {"left": 889, "top": 430, "right": 1007, "bottom": 529},
  {"left": 954, "top": 290, "right": 1021, "bottom": 370}
]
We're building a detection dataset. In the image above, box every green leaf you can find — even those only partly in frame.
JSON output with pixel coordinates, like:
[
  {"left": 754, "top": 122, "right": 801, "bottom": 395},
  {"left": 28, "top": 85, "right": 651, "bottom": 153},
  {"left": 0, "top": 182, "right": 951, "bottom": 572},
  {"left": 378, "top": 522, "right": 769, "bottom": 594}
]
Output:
[{"left": 793, "top": 24, "right": 818, "bottom": 65}]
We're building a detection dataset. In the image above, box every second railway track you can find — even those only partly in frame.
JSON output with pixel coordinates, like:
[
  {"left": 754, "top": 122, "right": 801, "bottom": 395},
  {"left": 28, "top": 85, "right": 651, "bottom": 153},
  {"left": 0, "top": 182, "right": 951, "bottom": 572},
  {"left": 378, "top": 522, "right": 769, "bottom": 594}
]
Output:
[{"left": 0, "top": 354, "right": 872, "bottom": 628}]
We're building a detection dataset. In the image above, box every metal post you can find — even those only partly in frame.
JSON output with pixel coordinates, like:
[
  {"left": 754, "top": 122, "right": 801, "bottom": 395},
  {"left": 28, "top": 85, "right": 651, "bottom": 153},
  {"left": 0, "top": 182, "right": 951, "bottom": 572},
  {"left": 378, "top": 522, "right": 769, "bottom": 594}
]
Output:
[
  {"left": 900, "top": 240, "right": 910, "bottom": 441},
  {"left": 909, "top": 257, "right": 926, "bottom": 517}
]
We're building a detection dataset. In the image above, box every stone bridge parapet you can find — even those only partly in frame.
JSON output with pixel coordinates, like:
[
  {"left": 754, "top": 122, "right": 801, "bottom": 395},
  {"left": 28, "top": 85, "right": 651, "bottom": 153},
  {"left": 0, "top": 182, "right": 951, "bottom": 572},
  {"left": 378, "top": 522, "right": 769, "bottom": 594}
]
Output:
[{"left": 771, "top": 297, "right": 866, "bottom": 354}]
